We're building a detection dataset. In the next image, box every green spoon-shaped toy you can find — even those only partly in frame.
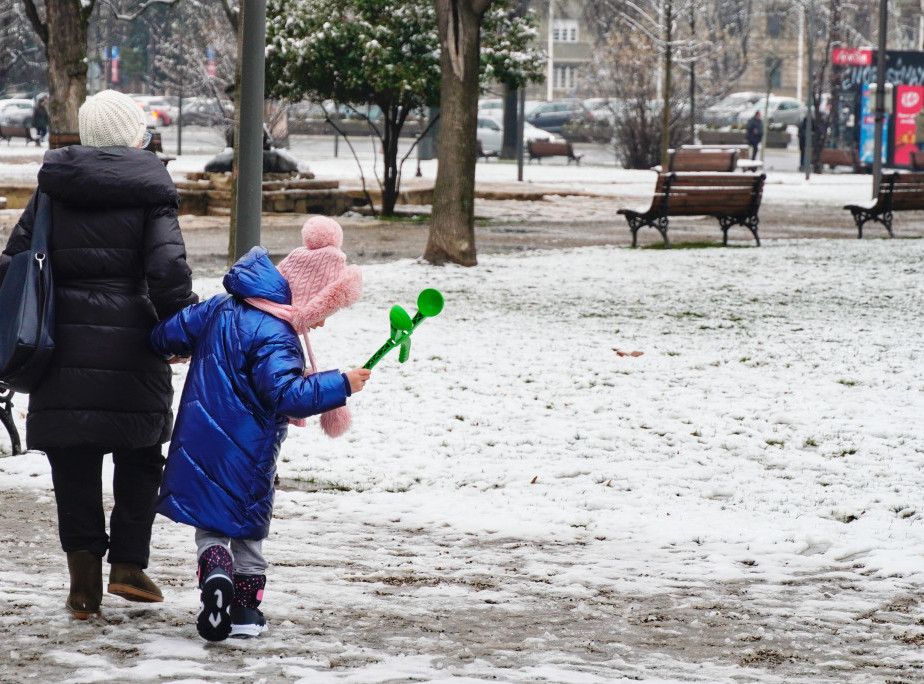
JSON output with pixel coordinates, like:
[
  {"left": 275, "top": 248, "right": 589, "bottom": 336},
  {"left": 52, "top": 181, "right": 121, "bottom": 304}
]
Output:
[{"left": 364, "top": 288, "right": 444, "bottom": 369}]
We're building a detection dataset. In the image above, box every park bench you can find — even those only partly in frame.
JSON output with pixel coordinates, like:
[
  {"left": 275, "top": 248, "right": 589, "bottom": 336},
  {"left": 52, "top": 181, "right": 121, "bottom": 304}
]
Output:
[
  {"left": 618, "top": 172, "right": 766, "bottom": 247},
  {"left": 667, "top": 148, "right": 737, "bottom": 172},
  {"left": 843, "top": 171, "right": 924, "bottom": 238},
  {"left": 476, "top": 140, "right": 498, "bottom": 161},
  {"left": 679, "top": 144, "right": 763, "bottom": 172},
  {"left": 49, "top": 130, "right": 175, "bottom": 166},
  {"left": 527, "top": 139, "right": 582, "bottom": 164},
  {"left": 819, "top": 147, "right": 860, "bottom": 171},
  {"left": 0, "top": 123, "right": 36, "bottom": 145}
]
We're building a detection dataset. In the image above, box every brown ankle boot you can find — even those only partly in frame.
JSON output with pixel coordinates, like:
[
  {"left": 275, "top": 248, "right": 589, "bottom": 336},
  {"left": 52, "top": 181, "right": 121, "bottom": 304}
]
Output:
[
  {"left": 66, "top": 551, "right": 102, "bottom": 619},
  {"left": 108, "top": 562, "right": 164, "bottom": 603}
]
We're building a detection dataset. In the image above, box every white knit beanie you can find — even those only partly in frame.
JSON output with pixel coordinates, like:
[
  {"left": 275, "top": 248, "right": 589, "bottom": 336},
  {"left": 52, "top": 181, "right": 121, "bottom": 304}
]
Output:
[{"left": 78, "top": 90, "right": 146, "bottom": 148}]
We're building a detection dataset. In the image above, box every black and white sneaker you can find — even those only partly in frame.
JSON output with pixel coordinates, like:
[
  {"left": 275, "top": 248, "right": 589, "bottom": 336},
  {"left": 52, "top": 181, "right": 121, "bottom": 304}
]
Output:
[
  {"left": 197, "top": 568, "right": 234, "bottom": 642},
  {"left": 230, "top": 605, "right": 267, "bottom": 638}
]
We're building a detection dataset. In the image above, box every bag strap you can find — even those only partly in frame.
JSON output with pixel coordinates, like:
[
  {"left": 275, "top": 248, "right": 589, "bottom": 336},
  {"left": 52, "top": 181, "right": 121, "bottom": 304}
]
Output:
[{"left": 30, "top": 191, "right": 52, "bottom": 254}]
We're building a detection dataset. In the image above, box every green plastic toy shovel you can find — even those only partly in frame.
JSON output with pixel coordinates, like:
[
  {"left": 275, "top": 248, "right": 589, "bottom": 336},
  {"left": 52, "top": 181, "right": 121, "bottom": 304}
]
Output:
[{"left": 363, "top": 288, "right": 444, "bottom": 369}]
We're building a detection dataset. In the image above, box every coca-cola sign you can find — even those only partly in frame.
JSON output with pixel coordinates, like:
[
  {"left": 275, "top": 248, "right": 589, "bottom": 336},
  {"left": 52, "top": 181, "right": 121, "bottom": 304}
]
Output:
[{"left": 832, "top": 48, "right": 873, "bottom": 66}]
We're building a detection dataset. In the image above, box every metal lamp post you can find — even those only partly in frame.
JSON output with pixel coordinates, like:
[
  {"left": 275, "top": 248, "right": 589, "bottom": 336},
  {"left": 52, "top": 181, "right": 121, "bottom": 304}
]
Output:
[{"left": 872, "top": 0, "right": 888, "bottom": 195}]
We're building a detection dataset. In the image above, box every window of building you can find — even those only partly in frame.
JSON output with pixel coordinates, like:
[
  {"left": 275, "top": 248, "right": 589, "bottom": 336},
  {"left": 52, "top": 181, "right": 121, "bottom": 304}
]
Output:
[
  {"left": 766, "top": 6, "right": 787, "bottom": 39},
  {"left": 553, "top": 19, "right": 579, "bottom": 43},
  {"left": 554, "top": 65, "right": 577, "bottom": 90}
]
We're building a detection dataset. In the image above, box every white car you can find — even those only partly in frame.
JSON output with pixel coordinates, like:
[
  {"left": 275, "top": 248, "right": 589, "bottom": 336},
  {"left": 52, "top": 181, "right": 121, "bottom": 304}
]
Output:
[
  {"left": 0, "top": 99, "right": 37, "bottom": 128},
  {"left": 476, "top": 116, "right": 561, "bottom": 154},
  {"left": 735, "top": 96, "right": 807, "bottom": 127},
  {"left": 702, "top": 91, "right": 763, "bottom": 127}
]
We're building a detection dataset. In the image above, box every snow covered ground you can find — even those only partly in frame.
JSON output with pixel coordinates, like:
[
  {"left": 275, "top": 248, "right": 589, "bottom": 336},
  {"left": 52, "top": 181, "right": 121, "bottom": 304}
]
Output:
[
  {"left": 2, "top": 227, "right": 924, "bottom": 681},
  {"left": 0, "top": 135, "right": 879, "bottom": 208}
]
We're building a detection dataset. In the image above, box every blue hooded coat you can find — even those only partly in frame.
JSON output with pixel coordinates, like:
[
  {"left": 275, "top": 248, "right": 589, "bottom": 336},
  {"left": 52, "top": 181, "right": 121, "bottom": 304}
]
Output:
[{"left": 150, "top": 247, "right": 350, "bottom": 539}]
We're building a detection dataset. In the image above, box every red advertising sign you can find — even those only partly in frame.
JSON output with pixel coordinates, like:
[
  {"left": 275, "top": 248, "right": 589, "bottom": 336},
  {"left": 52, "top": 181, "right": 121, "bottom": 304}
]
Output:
[
  {"left": 111, "top": 58, "right": 119, "bottom": 84},
  {"left": 894, "top": 85, "right": 923, "bottom": 166},
  {"left": 832, "top": 48, "right": 873, "bottom": 66}
]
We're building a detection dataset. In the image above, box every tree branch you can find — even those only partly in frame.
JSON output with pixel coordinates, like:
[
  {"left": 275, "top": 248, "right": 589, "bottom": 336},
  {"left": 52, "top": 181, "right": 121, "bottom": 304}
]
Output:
[
  {"left": 216, "top": 0, "right": 239, "bottom": 32},
  {"left": 20, "top": 0, "right": 48, "bottom": 46},
  {"left": 102, "top": 0, "right": 182, "bottom": 22}
]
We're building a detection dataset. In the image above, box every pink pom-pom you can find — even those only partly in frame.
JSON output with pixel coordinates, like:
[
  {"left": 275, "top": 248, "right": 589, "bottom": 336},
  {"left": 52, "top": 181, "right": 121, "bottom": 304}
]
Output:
[
  {"left": 302, "top": 216, "right": 343, "bottom": 250},
  {"left": 320, "top": 406, "right": 352, "bottom": 438}
]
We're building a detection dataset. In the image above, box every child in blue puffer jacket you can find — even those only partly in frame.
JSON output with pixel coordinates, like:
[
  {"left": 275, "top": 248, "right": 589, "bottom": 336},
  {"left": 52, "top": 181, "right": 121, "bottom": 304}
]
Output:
[{"left": 150, "top": 216, "right": 370, "bottom": 641}]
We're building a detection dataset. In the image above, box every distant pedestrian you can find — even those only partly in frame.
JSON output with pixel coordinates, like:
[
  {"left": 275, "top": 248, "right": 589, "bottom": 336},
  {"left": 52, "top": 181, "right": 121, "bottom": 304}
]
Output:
[
  {"left": 745, "top": 111, "right": 763, "bottom": 160},
  {"left": 914, "top": 107, "right": 924, "bottom": 152},
  {"left": 798, "top": 116, "right": 811, "bottom": 170},
  {"left": 32, "top": 96, "right": 49, "bottom": 145},
  {"left": 150, "top": 217, "right": 370, "bottom": 642}
]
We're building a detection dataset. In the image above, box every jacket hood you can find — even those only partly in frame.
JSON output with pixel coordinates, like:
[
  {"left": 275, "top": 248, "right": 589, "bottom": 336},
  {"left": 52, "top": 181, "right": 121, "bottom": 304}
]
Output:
[
  {"left": 223, "top": 246, "right": 291, "bottom": 304},
  {"left": 37, "top": 145, "right": 179, "bottom": 209}
]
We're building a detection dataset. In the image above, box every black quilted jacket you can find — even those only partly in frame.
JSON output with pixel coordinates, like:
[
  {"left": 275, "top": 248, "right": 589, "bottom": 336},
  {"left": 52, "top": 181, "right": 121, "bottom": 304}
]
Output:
[{"left": 0, "top": 146, "right": 197, "bottom": 450}]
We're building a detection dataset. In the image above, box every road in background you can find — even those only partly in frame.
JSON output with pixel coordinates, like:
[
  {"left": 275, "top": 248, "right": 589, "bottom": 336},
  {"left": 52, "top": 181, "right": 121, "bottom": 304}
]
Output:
[{"left": 159, "top": 125, "right": 804, "bottom": 173}]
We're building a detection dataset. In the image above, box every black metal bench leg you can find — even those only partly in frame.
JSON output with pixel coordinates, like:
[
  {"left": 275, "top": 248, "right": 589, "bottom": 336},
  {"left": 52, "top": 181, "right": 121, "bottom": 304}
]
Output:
[
  {"left": 850, "top": 208, "right": 893, "bottom": 238},
  {"left": 0, "top": 385, "right": 22, "bottom": 455},
  {"left": 719, "top": 216, "right": 760, "bottom": 246}
]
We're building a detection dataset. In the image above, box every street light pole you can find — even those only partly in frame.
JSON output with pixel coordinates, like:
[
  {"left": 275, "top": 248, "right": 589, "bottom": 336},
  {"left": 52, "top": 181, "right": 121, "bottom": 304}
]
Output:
[
  {"left": 547, "top": 0, "right": 554, "bottom": 101},
  {"left": 231, "top": 0, "right": 267, "bottom": 261},
  {"left": 873, "top": 0, "right": 888, "bottom": 196},
  {"left": 804, "top": 0, "right": 814, "bottom": 179}
]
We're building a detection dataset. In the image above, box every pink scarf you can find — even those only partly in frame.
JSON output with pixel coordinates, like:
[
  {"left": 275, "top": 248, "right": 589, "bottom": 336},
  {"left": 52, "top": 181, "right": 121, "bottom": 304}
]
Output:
[{"left": 246, "top": 297, "right": 352, "bottom": 437}]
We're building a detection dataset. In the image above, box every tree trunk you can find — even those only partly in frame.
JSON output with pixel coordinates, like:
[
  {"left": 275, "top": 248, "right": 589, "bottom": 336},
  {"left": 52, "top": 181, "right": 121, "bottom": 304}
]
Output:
[
  {"left": 425, "top": 0, "right": 492, "bottom": 267},
  {"left": 380, "top": 106, "right": 404, "bottom": 217},
  {"left": 23, "top": 0, "right": 91, "bottom": 132}
]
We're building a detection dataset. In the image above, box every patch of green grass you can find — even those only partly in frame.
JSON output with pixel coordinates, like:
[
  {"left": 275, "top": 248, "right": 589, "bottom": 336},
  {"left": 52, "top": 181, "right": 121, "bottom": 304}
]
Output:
[
  {"left": 765, "top": 439, "right": 785, "bottom": 448},
  {"left": 803, "top": 437, "right": 819, "bottom": 447},
  {"left": 837, "top": 379, "right": 857, "bottom": 386}
]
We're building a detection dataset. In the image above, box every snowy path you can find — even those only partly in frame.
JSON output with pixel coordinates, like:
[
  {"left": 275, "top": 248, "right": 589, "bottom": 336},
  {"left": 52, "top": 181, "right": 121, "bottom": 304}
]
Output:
[{"left": 2, "top": 238, "right": 924, "bottom": 682}]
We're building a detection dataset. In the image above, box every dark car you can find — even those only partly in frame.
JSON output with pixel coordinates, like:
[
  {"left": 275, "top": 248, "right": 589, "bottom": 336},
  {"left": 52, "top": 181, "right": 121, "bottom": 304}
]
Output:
[
  {"left": 180, "top": 98, "right": 234, "bottom": 126},
  {"left": 525, "top": 99, "right": 594, "bottom": 134}
]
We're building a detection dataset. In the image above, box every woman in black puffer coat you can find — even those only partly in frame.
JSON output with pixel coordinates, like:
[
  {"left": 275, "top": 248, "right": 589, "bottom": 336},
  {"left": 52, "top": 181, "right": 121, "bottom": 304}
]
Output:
[{"left": 0, "top": 90, "right": 197, "bottom": 619}]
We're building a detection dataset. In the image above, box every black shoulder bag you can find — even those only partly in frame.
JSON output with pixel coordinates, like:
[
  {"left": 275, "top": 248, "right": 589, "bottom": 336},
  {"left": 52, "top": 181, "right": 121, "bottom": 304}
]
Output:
[{"left": 0, "top": 191, "right": 55, "bottom": 393}]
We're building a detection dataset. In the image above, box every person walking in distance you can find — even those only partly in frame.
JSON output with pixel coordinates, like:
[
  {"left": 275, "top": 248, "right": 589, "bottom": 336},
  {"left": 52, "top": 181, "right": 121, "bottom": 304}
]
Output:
[
  {"left": 150, "top": 216, "right": 370, "bottom": 641},
  {"left": 746, "top": 110, "right": 763, "bottom": 160},
  {"left": 32, "top": 96, "right": 50, "bottom": 145},
  {"left": 0, "top": 90, "right": 197, "bottom": 619}
]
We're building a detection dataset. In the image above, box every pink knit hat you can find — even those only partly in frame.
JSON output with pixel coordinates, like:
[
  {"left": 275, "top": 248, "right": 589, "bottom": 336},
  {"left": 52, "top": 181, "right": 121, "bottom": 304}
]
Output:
[{"left": 246, "top": 216, "right": 362, "bottom": 437}]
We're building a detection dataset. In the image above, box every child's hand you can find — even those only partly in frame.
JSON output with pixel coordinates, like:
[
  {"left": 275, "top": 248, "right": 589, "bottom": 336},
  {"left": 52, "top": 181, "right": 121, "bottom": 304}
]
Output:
[
  {"left": 346, "top": 368, "right": 371, "bottom": 393},
  {"left": 168, "top": 356, "right": 190, "bottom": 364}
]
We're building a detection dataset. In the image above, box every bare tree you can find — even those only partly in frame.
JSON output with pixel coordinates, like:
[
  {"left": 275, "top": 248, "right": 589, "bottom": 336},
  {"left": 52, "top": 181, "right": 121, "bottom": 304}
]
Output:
[
  {"left": 0, "top": 2, "right": 46, "bottom": 93},
  {"left": 20, "top": 0, "right": 188, "bottom": 131}
]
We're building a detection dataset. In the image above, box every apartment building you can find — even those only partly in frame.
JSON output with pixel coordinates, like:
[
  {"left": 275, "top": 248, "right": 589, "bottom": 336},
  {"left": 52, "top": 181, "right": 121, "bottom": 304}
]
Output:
[{"left": 527, "top": 1, "right": 923, "bottom": 103}]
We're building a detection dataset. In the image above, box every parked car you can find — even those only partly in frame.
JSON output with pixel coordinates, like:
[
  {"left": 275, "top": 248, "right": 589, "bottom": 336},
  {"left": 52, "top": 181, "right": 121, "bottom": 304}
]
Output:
[
  {"left": 180, "top": 98, "right": 233, "bottom": 126},
  {"left": 476, "top": 116, "right": 561, "bottom": 154},
  {"left": 702, "top": 91, "right": 763, "bottom": 127},
  {"left": 132, "top": 95, "right": 180, "bottom": 126},
  {"left": 525, "top": 99, "right": 595, "bottom": 134},
  {"left": 734, "top": 96, "right": 807, "bottom": 127},
  {"left": 0, "top": 99, "right": 36, "bottom": 128}
]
